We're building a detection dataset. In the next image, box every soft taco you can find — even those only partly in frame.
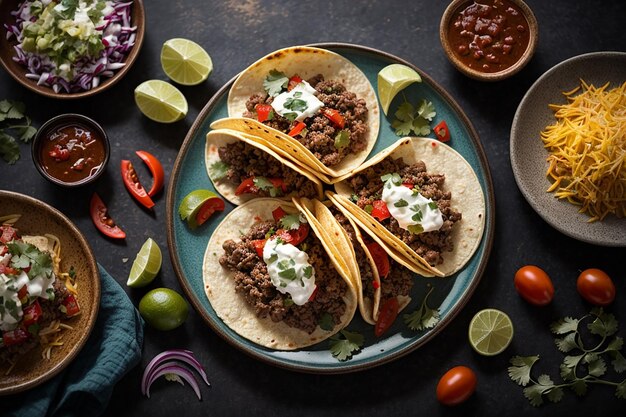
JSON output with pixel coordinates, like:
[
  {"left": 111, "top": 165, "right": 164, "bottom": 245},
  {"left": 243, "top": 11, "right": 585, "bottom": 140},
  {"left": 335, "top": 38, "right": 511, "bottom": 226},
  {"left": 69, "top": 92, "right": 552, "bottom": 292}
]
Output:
[
  {"left": 211, "top": 46, "right": 380, "bottom": 180},
  {"left": 331, "top": 137, "right": 485, "bottom": 277},
  {"left": 205, "top": 129, "right": 324, "bottom": 205},
  {"left": 202, "top": 198, "right": 357, "bottom": 350},
  {"left": 296, "top": 198, "right": 413, "bottom": 326}
]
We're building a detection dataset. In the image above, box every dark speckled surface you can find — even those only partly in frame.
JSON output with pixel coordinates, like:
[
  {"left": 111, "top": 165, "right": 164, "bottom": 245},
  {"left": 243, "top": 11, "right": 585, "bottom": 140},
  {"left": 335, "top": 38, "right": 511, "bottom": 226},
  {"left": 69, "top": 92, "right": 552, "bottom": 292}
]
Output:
[{"left": 1, "top": 0, "right": 625, "bottom": 415}]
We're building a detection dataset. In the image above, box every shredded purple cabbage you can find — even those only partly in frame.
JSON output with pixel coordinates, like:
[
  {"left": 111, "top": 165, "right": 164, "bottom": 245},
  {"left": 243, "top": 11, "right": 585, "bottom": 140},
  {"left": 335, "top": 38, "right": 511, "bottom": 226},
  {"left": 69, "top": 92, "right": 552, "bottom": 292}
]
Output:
[{"left": 4, "top": 0, "right": 136, "bottom": 94}]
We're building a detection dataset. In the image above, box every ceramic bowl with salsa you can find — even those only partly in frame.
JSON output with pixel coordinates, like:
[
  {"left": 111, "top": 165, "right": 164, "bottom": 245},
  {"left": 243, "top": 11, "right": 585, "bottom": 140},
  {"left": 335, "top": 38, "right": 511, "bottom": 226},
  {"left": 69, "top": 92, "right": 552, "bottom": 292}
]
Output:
[
  {"left": 439, "top": 0, "right": 538, "bottom": 81},
  {"left": 32, "top": 114, "right": 110, "bottom": 187}
]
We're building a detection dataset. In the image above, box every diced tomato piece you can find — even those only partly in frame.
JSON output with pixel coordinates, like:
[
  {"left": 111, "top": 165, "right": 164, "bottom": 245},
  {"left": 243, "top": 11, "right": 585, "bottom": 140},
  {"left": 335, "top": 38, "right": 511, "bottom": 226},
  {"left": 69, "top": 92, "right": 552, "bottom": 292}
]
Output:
[
  {"left": 272, "top": 207, "right": 287, "bottom": 222},
  {"left": 2, "top": 327, "right": 29, "bottom": 346},
  {"left": 372, "top": 280, "right": 380, "bottom": 289},
  {"left": 288, "top": 121, "right": 306, "bottom": 137},
  {"left": 322, "top": 108, "right": 345, "bottom": 128},
  {"left": 434, "top": 120, "right": 451, "bottom": 142},
  {"left": 0, "top": 225, "right": 18, "bottom": 243},
  {"left": 62, "top": 294, "right": 80, "bottom": 317},
  {"left": 276, "top": 223, "right": 310, "bottom": 246},
  {"left": 371, "top": 200, "right": 391, "bottom": 221},
  {"left": 49, "top": 144, "right": 70, "bottom": 162},
  {"left": 287, "top": 75, "right": 303, "bottom": 91},
  {"left": 255, "top": 103, "right": 273, "bottom": 123},
  {"left": 402, "top": 183, "right": 414, "bottom": 190},
  {"left": 251, "top": 239, "right": 266, "bottom": 258},
  {"left": 0, "top": 264, "right": 18, "bottom": 275},
  {"left": 22, "top": 300, "right": 42, "bottom": 326},
  {"left": 366, "top": 241, "right": 391, "bottom": 279},
  {"left": 235, "top": 178, "right": 257, "bottom": 196},
  {"left": 17, "top": 285, "right": 28, "bottom": 300},
  {"left": 268, "top": 178, "right": 287, "bottom": 193},
  {"left": 308, "top": 285, "right": 318, "bottom": 302}
]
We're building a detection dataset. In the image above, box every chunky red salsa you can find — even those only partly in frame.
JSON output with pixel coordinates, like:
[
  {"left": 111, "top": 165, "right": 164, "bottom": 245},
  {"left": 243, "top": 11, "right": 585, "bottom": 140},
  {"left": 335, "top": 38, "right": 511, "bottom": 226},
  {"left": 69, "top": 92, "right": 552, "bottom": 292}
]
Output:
[
  {"left": 447, "top": 0, "right": 530, "bottom": 73},
  {"left": 39, "top": 122, "right": 106, "bottom": 184}
]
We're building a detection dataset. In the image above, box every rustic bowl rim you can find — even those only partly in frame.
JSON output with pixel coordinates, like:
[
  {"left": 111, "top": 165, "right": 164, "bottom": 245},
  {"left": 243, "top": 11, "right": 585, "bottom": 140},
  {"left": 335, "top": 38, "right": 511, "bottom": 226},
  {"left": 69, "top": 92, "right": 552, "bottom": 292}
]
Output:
[
  {"left": 439, "top": 0, "right": 538, "bottom": 81},
  {"left": 31, "top": 113, "right": 110, "bottom": 187},
  {"left": 0, "top": 0, "right": 145, "bottom": 99}
]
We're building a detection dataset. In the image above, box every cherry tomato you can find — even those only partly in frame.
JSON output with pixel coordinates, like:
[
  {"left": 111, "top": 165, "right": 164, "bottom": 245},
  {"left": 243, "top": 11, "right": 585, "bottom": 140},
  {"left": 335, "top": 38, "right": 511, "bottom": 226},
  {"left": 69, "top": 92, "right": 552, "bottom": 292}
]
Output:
[
  {"left": 514, "top": 265, "right": 554, "bottom": 306},
  {"left": 374, "top": 297, "right": 399, "bottom": 337},
  {"left": 436, "top": 366, "right": 477, "bottom": 406},
  {"left": 365, "top": 241, "right": 390, "bottom": 279},
  {"left": 2, "top": 327, "right": 29, "bottom": 347},
  {"left": 120, "top": 160, "right": 155, "bottom": 209},
  {"left": 89, "top": 193, "right": 126, "bottom": 239},
  {"left": 135, "top": 150, "right": 165, "bottom": 197},
  {"left": 577, "top": 268, "right": 615, "bottom": 306}
]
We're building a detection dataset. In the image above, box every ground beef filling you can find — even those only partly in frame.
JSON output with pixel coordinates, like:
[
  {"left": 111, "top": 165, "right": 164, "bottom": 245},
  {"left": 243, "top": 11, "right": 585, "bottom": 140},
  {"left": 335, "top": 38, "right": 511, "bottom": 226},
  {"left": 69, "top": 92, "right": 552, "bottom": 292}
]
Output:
[
  {"left": 347, "top": 156, "right": 462, "bottom": 266},
  {"left": 219, "top": 220, "right": 348, "bottom": 334},
  {"left": 217, "top": 141, "right": 318, "bottom": 198},
  {"left": 330, "top": 209, "right": 413, "bottom": 302},
  {"left": 243, "top": 75, "right": 369, "bottom": 167}
]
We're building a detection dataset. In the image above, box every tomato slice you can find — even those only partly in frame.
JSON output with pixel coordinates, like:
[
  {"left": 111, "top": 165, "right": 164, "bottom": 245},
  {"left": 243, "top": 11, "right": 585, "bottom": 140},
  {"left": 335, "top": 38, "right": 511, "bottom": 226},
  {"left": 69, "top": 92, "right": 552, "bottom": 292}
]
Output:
[
  {"left": 434, "top": 120, "right": 451, "bottom": 142},
  {"left": 371, "top": 200, "right": 391, "bottom": 221},
  {"left": 121, "top": 160, "right": 155, "bottom": 209},
  {"left": 194, "top": 197, "right": 225, "bottom": 227},
  {"left": 375, "top": 298, "right": 399, "bottom": 337},
  {"left": 135, "top": 150, "right": 165, "bottom": 197},
  {"left": 272, "top": 206, "right": 287, "bottom": 222},
  {"left": 255, "top": 103, "right": 273, "bottom": 123},
  {"left": 288, "top": 121, "right": 306, "bottom": 137},
  {"left": 322, "top": 108, "right": 345, "bottom": 128},
  {"left": 251, "top": 239, "right": 266, "bottom": 258},
  {"left": 62, "top": 294, "right": 80, "bottom": 317},
  {"left": 22, "top": 300, "right": 42, "bottom": 326},
  {"left": 89, "top": 193, "right": 126, "bottom": 239},
  {"left": 235, "top": 178, "right": 257, "bottom": 195},
  {"left": 287, "top": 75, "right": 303, "bottom": 91},
  {"left": 365, "top": 241, "right": 390, "bottom": 279}
]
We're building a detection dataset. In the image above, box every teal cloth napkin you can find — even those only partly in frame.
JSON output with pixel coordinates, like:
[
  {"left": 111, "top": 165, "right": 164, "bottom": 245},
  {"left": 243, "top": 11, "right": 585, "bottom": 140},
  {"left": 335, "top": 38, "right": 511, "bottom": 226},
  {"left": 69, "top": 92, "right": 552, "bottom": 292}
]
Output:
[{"left": 4, "top": 264, "right": 144, "bottom": 417}]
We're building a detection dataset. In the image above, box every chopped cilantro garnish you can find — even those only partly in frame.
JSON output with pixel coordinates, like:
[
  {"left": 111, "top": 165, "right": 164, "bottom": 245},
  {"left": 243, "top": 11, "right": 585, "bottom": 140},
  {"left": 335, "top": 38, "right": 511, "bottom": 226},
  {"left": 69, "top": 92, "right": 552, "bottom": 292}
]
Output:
[
  {"left": 280, "top": 213, "right": 303, "bottom": 230},
  {"left": 263, "top": 69, "right": 289, "bottom": 97},
  {"left": 278, "top": 268, "right": 297, "bottom": 281},
  {"left": 209, "top": 161, "right": 230, "bottom": 180},
  {"left": 381, "top": 173, "right": 402, "bottom": 186},
  {"left": 7, "top": 241, "right": 53, "bottom": 279},
  {"left": 283, "top": 112, "right": 298, "bottom": 122},
  {"left": 329, "top": 329, "right": 364, "bottom": 361},
  {"left": 394, "top": 199, "right": 408, "bottom": 208},
  {"left": 428, "top": 201, "right": 438, "bottom": 210},
  {"left": 403, "top": 286, "right": 440, "bottom": 331},
  {"left": 302, "top": 265, "right": 313, "bottom": 279},
  {"left": 253, "top": 177, "right": 282, "bottom": 197},
  {"left": 284, "top": 97, "right": 308, "bottom": 112},
  {"left": 407, "top": 224, "right": 424, "bottom": 234},
  {"left": 364, "top": 204, "right": 374, "bottom": 214}
]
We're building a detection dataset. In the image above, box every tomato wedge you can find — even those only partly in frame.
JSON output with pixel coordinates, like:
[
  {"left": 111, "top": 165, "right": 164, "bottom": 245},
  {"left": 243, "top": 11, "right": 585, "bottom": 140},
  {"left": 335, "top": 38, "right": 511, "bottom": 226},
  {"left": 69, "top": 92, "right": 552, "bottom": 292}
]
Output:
[
  {"left": 194, "top": 197, "right": 225, "bottom": 227},
  {"left": 288, "top": 121, "right": 306, "bottom": 137},
  {"left": 235, "top": 177, "right": 286, "bottom": 196},
  {"left": 89, "top": 193, "right": 126, "bottom": 239},
  {"left": 365, "top": 241, "right": 390, "bottom": 279},
  {"left": 434, "top": 120, "right": 451, "bottom": 142},
  {"left": 287, "top": 75, "right": 303, "bottom": 91},
  {"left": 371, "top": 200, "right": 391, "bottom": 221},
  {"left": 322, "top": 108, "right": 345, "bottom": 128},
  {"left": 272, "top": 206, "right": 287, "bottom": 222},
  {"left": 255, "top": 103, "right": 273, "bottom": 123},
  {"left": 276, "top": 223, "right": 310, "bottom": 246},
  {"left": 251, "top": 239, "right": 266, "bottom": 258},
  {"left": 121, "top": 160, "right": 155, "bottom": 209},
  {"left": 22, "top": 300, "right": 42, "bottom": 326},
  {"left": 135, "top": 150, "right": 165, "bottom": 197},
  {"left": 62, "top": 294, "right": 80, "bottom": 317},
  {"left": 375, "top": 298, "right": 399, "bottom": 337}
]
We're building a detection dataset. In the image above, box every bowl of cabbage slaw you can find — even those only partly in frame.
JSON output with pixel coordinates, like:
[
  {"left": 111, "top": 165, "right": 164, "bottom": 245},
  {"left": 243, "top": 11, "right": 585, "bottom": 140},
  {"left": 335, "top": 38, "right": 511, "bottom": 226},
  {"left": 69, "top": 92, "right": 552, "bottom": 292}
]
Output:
[{"left": 0, "top": 0, "right": 145, "bottom": 99}]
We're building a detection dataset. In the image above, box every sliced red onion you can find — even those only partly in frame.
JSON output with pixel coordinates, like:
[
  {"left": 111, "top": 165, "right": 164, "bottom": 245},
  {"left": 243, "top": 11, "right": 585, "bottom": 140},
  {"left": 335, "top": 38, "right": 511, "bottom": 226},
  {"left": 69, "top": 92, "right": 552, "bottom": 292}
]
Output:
[
  {"left": 141, "top": 350, "right": 210, "bottom": 400},
  {"left": 145, "top": 363, "right": 202, "bottom": 400}
]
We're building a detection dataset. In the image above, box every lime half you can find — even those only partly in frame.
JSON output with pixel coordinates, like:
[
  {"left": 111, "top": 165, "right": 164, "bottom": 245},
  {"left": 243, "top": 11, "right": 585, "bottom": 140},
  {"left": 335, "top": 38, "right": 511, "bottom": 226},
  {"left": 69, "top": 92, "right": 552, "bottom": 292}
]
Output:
[
  {"left": 161, "top": 38, "right": 213, "bottom": 86},
  {"left": 134, "top": 80, "right": 188, "bottom": 123},
  {"left": 139, "top": 288, "right": 189, "bottom": 331},
  {"left": 468, "top": 308, "right": 514, "bottom": 356},
  {"left": 127, "top": 238, "right": 162, "bottom": 288},
  {"left": 377, "top": 64, "right": 422, "bottom": 115}
]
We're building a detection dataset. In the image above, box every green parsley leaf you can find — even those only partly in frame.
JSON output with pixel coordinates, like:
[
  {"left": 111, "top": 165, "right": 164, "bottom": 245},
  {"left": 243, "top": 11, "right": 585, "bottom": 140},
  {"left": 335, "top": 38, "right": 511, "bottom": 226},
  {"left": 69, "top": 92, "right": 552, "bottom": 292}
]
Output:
[
  {"left": 616, "top": 380, "right": 626, "bottom": 399},
  {"left": 508, "top": 355, "right": 540, "bottom": 386},
  {"left": 412, "top": 117, "right": 431, "bottom": 136},
  {"left": 319, "top": 312, "right": 335, "bottom": 331},
  {"left": 394, "top": 101, "right": 415, "bottom": 122},
  {"left": 554, "top": 333, "right": 578, "bottom": 353},
  {"left": 283, "top": 297, "right": 294, "bottom": 307},
  {"left": 391, "top": 99, "right": 437, "bottom": 137},
  {"left": 0, "top": 100, "right": 37, "bottom": 164},
  {"left": 407, "top": 224, "right": 424, "bottom": 234},
  {"left": 302, "top": 265, "right": 312, "bottom": 279},
  {"left": 391, "top": 118, "right": 414, "bottom": 136},
  {"left": 209, "top": 161, "right": 230, "bottom": 180},
  {"left": 364, "top": 204, "right": 373, "bottom": 214},
  {"left": 280, "top": 213, "right": 303, "bottom": 230},
  {"left": 428, "top": 201, "right": 438, "bottom": 210},
  {"left": 550, "top": 316, "right": 579, "bottom": 335},
  {"left": 263, "top": 69, "right": 289, "bottom": 97},
  {"left": 611, "top": 350, "right": 626, "bottom": 373},
  {"left": 416, "top": 99, "right": 436, "bottom": 121},
  {"left": 253, "top": 177, "right": 282, "bottom": 197},
  {"left": 334, "top": 129, "right": 350, "bottom": 150},
  {"left": 403, "top": 286, "right": 440, "bottom": 331},
  {"left": 329, "top": 329, "right": 364, "bottom": 361}
]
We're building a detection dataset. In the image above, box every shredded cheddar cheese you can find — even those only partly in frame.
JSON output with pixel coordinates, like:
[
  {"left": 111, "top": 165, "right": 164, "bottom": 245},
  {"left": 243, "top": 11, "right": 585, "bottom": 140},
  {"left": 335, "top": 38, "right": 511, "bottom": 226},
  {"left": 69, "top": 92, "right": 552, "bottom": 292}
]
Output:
[{"left": 541, "top": 80, "right": 626, "bottom": 222}]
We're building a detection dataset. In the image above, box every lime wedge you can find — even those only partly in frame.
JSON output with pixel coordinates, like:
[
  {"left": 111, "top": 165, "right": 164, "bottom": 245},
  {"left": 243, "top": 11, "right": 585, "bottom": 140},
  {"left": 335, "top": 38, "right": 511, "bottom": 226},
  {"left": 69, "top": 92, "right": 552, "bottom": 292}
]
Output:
[
  {"left": 468, "top": 308, "right": 514, "bottom": 356},
  {"left": 134, "top": 80, "right": 188, "bottom": 123},
  {"left": 127, "top": 238, "right": 162, "bottom": 288},
  {"left": 178, "top": 189, "right": 224, "bottom": 229},
  {"left": 377, "top": 64, "right": 422, "bottom": 115},
  {"left": 161, "top": 38, "right": 213, "bottom": 86},
  {"left": 139, "top": 288, "right": 189, "bottom": 331}
]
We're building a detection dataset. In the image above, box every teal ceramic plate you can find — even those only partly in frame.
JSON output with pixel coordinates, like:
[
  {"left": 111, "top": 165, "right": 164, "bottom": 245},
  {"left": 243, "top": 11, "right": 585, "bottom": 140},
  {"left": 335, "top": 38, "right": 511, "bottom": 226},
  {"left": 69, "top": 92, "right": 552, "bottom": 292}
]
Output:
[{"left": 166, "top": 43, "right": 495, "bottom": 373}]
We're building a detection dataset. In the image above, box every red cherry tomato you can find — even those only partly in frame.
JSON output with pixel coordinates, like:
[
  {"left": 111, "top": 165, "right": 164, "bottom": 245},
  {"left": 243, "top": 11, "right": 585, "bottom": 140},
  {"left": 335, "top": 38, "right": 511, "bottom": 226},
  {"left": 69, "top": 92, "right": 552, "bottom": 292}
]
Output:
[
  {"left": 436, "top": 366, "right": 477, "bottom": 406},
  {"left": 89, "top": 193, "right": 126, "bottom": 239},
  {"left": 135, "top": 150, "right": 165, "bottom": 197},
  {"left": 514, "top": 265, "right": 554, "bottom": 306},
  {"left": 577, "top": 268, "right": 615, "bottom": 306},
  {"left": 374, "top": 297, "right": 399, "bottom": 337}
]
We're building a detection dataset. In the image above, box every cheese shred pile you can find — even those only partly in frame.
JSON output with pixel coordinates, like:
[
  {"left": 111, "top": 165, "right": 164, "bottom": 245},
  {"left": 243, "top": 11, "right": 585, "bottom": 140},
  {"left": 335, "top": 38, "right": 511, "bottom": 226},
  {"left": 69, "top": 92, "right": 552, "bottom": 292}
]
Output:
[{"left": 541, "top": 80, "right": 626, "bottom": 222}]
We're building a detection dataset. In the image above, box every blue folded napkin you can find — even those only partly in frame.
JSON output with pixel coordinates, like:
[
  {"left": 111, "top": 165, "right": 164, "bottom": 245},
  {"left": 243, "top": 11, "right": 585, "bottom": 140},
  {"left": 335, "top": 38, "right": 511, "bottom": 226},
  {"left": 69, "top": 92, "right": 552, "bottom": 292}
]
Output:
[{"left": 4, "top": 264, "right": 144, "bottom": 417}]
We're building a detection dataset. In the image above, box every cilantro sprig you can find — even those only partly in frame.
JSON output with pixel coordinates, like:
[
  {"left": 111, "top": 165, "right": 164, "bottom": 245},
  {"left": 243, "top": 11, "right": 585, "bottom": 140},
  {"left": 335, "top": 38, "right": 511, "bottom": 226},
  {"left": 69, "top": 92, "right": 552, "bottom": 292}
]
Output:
[
  {"left": 403, "top": 285, "right": 440, "bottom": 331},
  {"left": 0, "top": 100, "right": 37, "bottom": 164},
  {"left": 391, "top": 97, "right": 436, "bottom": 137},
  {"left": 263, "top": 70, "right": 289, "bottom": 97},
  {"left": 508, "top": 308, "right": 626, "bottom": 406},
  {"left": 329, "top": 329, "right": 364, "bottom": 361}
]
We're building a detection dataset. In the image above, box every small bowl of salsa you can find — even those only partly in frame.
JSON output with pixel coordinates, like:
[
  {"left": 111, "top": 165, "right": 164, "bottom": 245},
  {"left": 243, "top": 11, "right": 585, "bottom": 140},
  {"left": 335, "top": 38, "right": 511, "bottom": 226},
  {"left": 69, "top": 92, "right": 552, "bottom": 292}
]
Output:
[
  {"left": 32, "top": 114, "right": 110, "bottom": 187},
  {"left": 440, "top": 0, "right": 538, "bottom": 81}
]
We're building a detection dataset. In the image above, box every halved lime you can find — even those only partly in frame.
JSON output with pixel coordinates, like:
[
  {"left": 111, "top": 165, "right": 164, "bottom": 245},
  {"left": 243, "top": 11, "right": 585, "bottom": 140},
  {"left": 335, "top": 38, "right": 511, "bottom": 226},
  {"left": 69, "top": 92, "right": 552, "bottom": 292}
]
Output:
[
  {"left": 139, "top": 288, "right": 189, "bottom": 331},
  {"left": 127, "top": 238, "right": 162, "bottom": 288},
  {"left": 377, "top": 64, "right": 422, "bottom": 115},
  {"left": 468, "top": 308, "right": 514, "bottom": 356},
  {"left": 178, "top": 189, "right": 224, "bottom": 229},
  {"left": 161, "top": 38, "right": 213, "bottom": 86},
  {"left": 134, "top": 80, "right": 188, "bottom": 123}
]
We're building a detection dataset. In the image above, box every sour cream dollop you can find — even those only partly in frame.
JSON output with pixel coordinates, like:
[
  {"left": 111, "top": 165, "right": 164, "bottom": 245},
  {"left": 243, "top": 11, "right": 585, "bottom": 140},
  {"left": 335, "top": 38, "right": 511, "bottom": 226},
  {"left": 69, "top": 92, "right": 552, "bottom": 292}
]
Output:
[
  {"left": 262, "top": 238, "right": 316, "bottom": 305},
  {"left": 271, "top": 81, "right": 324, "bottom": 122},
  {"left": 381, "top": 177, "right": 444, "bottom": 233}
]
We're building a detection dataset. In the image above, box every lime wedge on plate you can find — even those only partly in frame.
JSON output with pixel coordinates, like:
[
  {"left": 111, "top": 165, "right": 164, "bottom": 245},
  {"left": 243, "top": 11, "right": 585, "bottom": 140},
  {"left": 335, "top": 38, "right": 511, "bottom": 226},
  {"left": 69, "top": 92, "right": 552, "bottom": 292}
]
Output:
[
  {"left": 377, "top": 64, "right": 422, "bottom": 115},
  {"left": 127, "top": 237, "right": 162, "bottom": 288},
  {"left": 161, "top": 38, "right": 213, "bottom": 86},
  {"left": 178, "top": 189, "right": 225, "bottom": 229},
  {"left": 139, "top": 288, "right": 189, "bottom": 331},
  {"left": 134, "top": 80, "right": 188, "bottom": 123},
  {"left": 468, "top": 308, "right": 514, "bottom": 356}
]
